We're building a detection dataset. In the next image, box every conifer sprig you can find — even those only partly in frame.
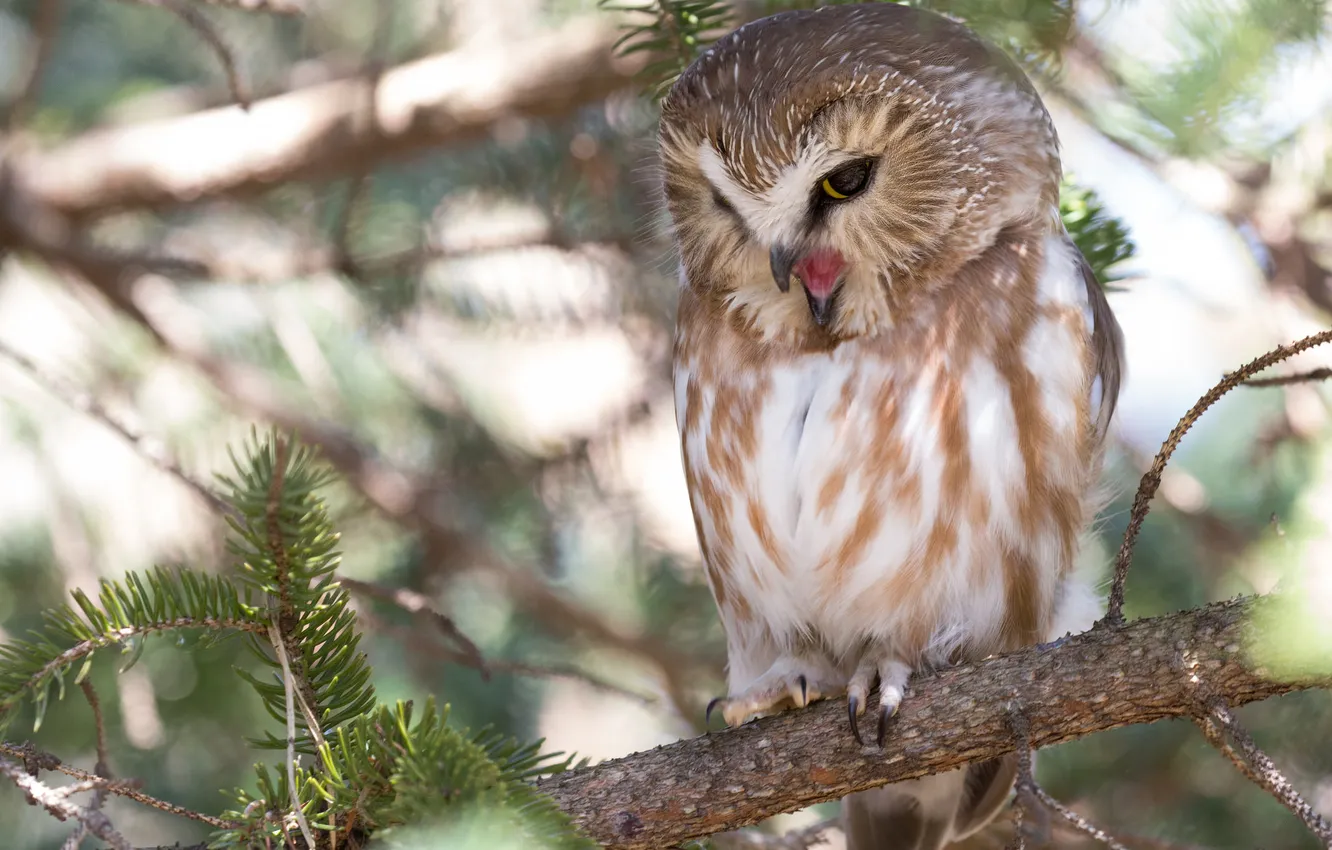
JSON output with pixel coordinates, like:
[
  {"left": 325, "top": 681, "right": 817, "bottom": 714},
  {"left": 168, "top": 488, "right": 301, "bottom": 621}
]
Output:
[
  {"left": 598, "top": 0, "right": 733, "bottom": 99},
  {"left": 1, "top": 429, "right": 593, "bottom": 848},
  {"left": 217, "top": 431, "right": 376, "bottom": 755},
  {"left": 215, "top": 699, "right": 593, "bottom": 849},
  {"left": 0, "top": 567, "right": 266, "bottom": 736},
  {"left": 1060, "top": 178, "right": 1136, "bottom": 285}
]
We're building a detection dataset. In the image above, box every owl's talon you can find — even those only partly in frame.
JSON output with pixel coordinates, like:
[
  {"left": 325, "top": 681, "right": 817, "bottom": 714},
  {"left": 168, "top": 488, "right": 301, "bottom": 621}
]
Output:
[
  {"left": 712, "top": 661, "right": 845, "bottom": 726},
  {"left": 705, "top": 696, "right": 724, "bottom": 725},
  {"left": 848, "top": 695, "right": 864, "bottom": 745},
  {"left": 876, "top": 699, "right": 898, "bottom": 747}
]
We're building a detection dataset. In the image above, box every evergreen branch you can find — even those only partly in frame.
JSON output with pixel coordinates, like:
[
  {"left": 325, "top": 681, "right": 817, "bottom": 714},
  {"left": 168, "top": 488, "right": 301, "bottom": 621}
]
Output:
[
  {"left": 1, "top": 615, "right": 263, "bottom": 726},
  {"left": 215, "top": 699, "right": 595, "bottom": 849},
  {"left": 536, "top": 596, "right": 1329, "bottom": 848},
  {"left": 218, "top": 430, "right": 376, "bottom": 755},
  {"left": 601, "top": 0, "right": 733, "bottom": 98},
  {"left": 1059, "top": 178, "right": 1136, "bottom": 285},
  {"left": 0, "top": 560, "right": 268, "bottom": 734}
]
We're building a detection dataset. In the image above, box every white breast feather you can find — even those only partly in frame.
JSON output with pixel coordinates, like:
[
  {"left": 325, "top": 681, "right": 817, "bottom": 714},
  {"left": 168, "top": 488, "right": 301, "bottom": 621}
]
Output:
[{"left": 677, "top": 241, "right": 1099, "bottom": 690}]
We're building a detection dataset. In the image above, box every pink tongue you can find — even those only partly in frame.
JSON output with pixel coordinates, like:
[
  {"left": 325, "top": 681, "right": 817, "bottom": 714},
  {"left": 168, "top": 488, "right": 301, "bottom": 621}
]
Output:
[{"left": 794, "top": 249, "right": 847, "bottom": 297}]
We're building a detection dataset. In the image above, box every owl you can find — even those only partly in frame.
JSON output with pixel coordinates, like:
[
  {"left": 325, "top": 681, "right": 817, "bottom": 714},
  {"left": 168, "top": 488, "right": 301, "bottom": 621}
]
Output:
[{"left": 659, "top": 4, "right": 1125, "bottom": 849}]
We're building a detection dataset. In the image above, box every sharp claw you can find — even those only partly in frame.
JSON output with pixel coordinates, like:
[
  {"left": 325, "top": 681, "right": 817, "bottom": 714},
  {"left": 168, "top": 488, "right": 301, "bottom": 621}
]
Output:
[
  {"left": 848, "top": 695, "right": 864, "bottom": 746},
  {"left": 876, "top": 702, "right": 897, "bottom": 748},
  {"left": 706, "top": 697, "right": 723, "bottom": 725},
  {"left": 798, "top": 675, "right": 808, "bottom": 705}
]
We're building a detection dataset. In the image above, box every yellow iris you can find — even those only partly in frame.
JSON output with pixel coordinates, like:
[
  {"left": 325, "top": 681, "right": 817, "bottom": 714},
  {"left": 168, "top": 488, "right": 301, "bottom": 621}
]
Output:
[{"left": 821, "top": 178, "right": 849, "bottom": 199}]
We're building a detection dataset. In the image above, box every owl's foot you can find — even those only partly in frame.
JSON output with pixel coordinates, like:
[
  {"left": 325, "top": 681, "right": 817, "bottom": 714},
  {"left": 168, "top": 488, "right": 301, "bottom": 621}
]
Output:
[
  {"left": 846, "top": 655, "right": 911, "bottom": 747},
  {"left": 706, "top": 658, "right": 844, "bottom": 727}
]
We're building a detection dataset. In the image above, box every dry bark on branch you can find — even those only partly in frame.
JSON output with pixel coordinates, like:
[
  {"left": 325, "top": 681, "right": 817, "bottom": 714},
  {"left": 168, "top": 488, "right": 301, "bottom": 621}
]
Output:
[
  {"left": 8, "top": 16, "right": 641, "bottom": 220},
  {"left": 536, "top": 595, "right": 1327, "bottom": 849}
]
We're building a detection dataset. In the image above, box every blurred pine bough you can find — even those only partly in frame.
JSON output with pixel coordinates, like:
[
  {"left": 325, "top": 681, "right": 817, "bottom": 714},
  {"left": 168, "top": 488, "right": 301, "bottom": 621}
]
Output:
[{"left": 0, "top": 431, "right": 595, "bottom": 849}]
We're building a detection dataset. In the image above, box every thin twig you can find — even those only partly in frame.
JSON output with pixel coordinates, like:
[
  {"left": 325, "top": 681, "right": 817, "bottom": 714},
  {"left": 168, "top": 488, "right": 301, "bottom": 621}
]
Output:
[
  {"left": 0, "top": 338, "right": 234, "bottom": 519},
  {"left": 269, "top": 623, "right": 317, "bottom": 850},
  {"left": 1103, "top": 329, "right": 1332, "bottom": 625},
  {"left": 353, "top": 606, "right": 658, "bottom": 704},
  {"left": 1007, "top": 707, "right": 1131, "bottom": 850},
  {"left": 0, "top": 756, "right": 132, "bottom": 850},
  {"left": 340, "top": 577, "right": 490, "bottom": 678},
  {"left": 4, "top": 0, "right": 66, "bottom": 129},
  {"left": 1027, "top": 780, "right": 1131, "bottom": 850},
  {"left": 1197, "top": 700, "right": 1332, "bottom": 846},
  {"left": 113, "top": 0, "right": 249, "bottom": 108},
  {"left": 63, "top": 682, "right": 113, "bottom": 849},
  {"left": 79, "top": 682, "right": 110, "bottom": 782},
  {"left": 1243, "top": 368, "right": 1332, "bottom": 387},
  {"left": 1006, "top": 709, "right": 1033, "bottom": 850},
  {"left": 1, "top": 745, "right": 240, "bottom": 829}
]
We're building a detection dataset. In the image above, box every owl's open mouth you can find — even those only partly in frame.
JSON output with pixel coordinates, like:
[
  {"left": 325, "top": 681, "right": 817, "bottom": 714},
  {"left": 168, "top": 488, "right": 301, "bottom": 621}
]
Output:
[{"left": 769, "top": 244, "right": 846, "bottom": 328}]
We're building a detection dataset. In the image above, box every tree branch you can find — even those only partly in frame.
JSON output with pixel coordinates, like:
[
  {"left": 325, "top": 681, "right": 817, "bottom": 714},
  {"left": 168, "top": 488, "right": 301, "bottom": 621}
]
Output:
[
  {"left": 0, "top": 756, "right": 131, "bottom": 850},
  {"left": 9, "top": 16, "right": 642, "bottom": 219},
  {"left": 536, "top": 596, "right": 1328, "bottom": 849}
]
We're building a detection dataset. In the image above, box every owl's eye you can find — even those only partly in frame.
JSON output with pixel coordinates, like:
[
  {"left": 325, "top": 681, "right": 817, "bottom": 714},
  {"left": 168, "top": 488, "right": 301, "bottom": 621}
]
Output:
[{"left": 820, "top": 161, "right": 872, "bottom": 200}]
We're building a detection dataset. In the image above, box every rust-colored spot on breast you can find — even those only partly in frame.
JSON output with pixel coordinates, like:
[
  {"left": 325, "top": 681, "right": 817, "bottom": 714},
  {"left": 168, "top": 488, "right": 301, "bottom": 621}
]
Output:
[
  {"left": 684, "top": 375, "right": 704, "bottom": 435},
  {"left": 816, "top": 465, "right": 849, "bottom": 518},
  {"left": 932, "top": 368, "right": 971, "bottom": 514},
  {"left": 999, "top": 546, "right": 1043, "bottom": 649},
  {"left": 747, "top": 496, "right": 788, "bottom": 575},
  {"left": 820, "top": 492, "right": 885, "bottom": 588}
]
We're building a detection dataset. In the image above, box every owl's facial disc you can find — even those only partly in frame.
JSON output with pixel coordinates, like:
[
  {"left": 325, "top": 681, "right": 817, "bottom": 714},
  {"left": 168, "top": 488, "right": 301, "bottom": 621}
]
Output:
[{"left": 770, "top": 244, "right": 847, "bottom": 327}]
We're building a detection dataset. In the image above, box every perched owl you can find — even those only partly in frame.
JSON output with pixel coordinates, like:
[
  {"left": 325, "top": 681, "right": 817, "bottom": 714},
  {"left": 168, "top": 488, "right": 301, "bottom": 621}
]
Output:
[{"left": 659, "top": 4, "right": 1125, "bottom": 849}]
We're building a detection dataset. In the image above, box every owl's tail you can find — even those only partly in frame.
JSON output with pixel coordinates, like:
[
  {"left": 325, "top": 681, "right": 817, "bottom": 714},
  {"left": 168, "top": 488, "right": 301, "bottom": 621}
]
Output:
[{"left": 841, "top": 753, "right": 1019, "bottom": 850}]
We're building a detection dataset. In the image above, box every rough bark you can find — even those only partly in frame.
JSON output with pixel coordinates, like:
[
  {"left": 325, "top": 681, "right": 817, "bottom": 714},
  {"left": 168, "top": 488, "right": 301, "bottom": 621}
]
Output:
[
  {"left": 536, "top": 596, "right": 1326, "bottom": 849},
  {"left": 9, "top": 16, "right": 640, "bottom": 220}
]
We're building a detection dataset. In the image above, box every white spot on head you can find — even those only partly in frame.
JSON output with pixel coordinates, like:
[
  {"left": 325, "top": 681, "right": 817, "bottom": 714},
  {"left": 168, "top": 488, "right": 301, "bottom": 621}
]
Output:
[{"left": 696, "top": 140, "right": 853, "bottom": 246}]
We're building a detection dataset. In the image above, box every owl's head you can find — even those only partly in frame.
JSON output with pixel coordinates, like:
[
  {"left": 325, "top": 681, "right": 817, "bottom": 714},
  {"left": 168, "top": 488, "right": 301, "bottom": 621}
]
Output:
[{"left": 658, "top": 3, "right": 1062, "bottom": 343}]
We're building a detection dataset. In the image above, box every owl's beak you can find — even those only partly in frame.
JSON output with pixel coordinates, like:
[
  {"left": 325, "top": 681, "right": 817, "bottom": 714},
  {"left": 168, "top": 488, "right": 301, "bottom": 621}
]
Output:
[
  {"left": 769, "top": 244, "right": 799, "bottom": 294},
  {"left": 769, "top": 244, "right": 847, "bottom": 328}
]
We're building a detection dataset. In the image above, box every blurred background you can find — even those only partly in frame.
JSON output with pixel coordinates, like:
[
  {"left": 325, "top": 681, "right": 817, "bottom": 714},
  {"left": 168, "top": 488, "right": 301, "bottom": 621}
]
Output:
[{"left": 0, "top": 0, "right": 1331, "bottom": 847}]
